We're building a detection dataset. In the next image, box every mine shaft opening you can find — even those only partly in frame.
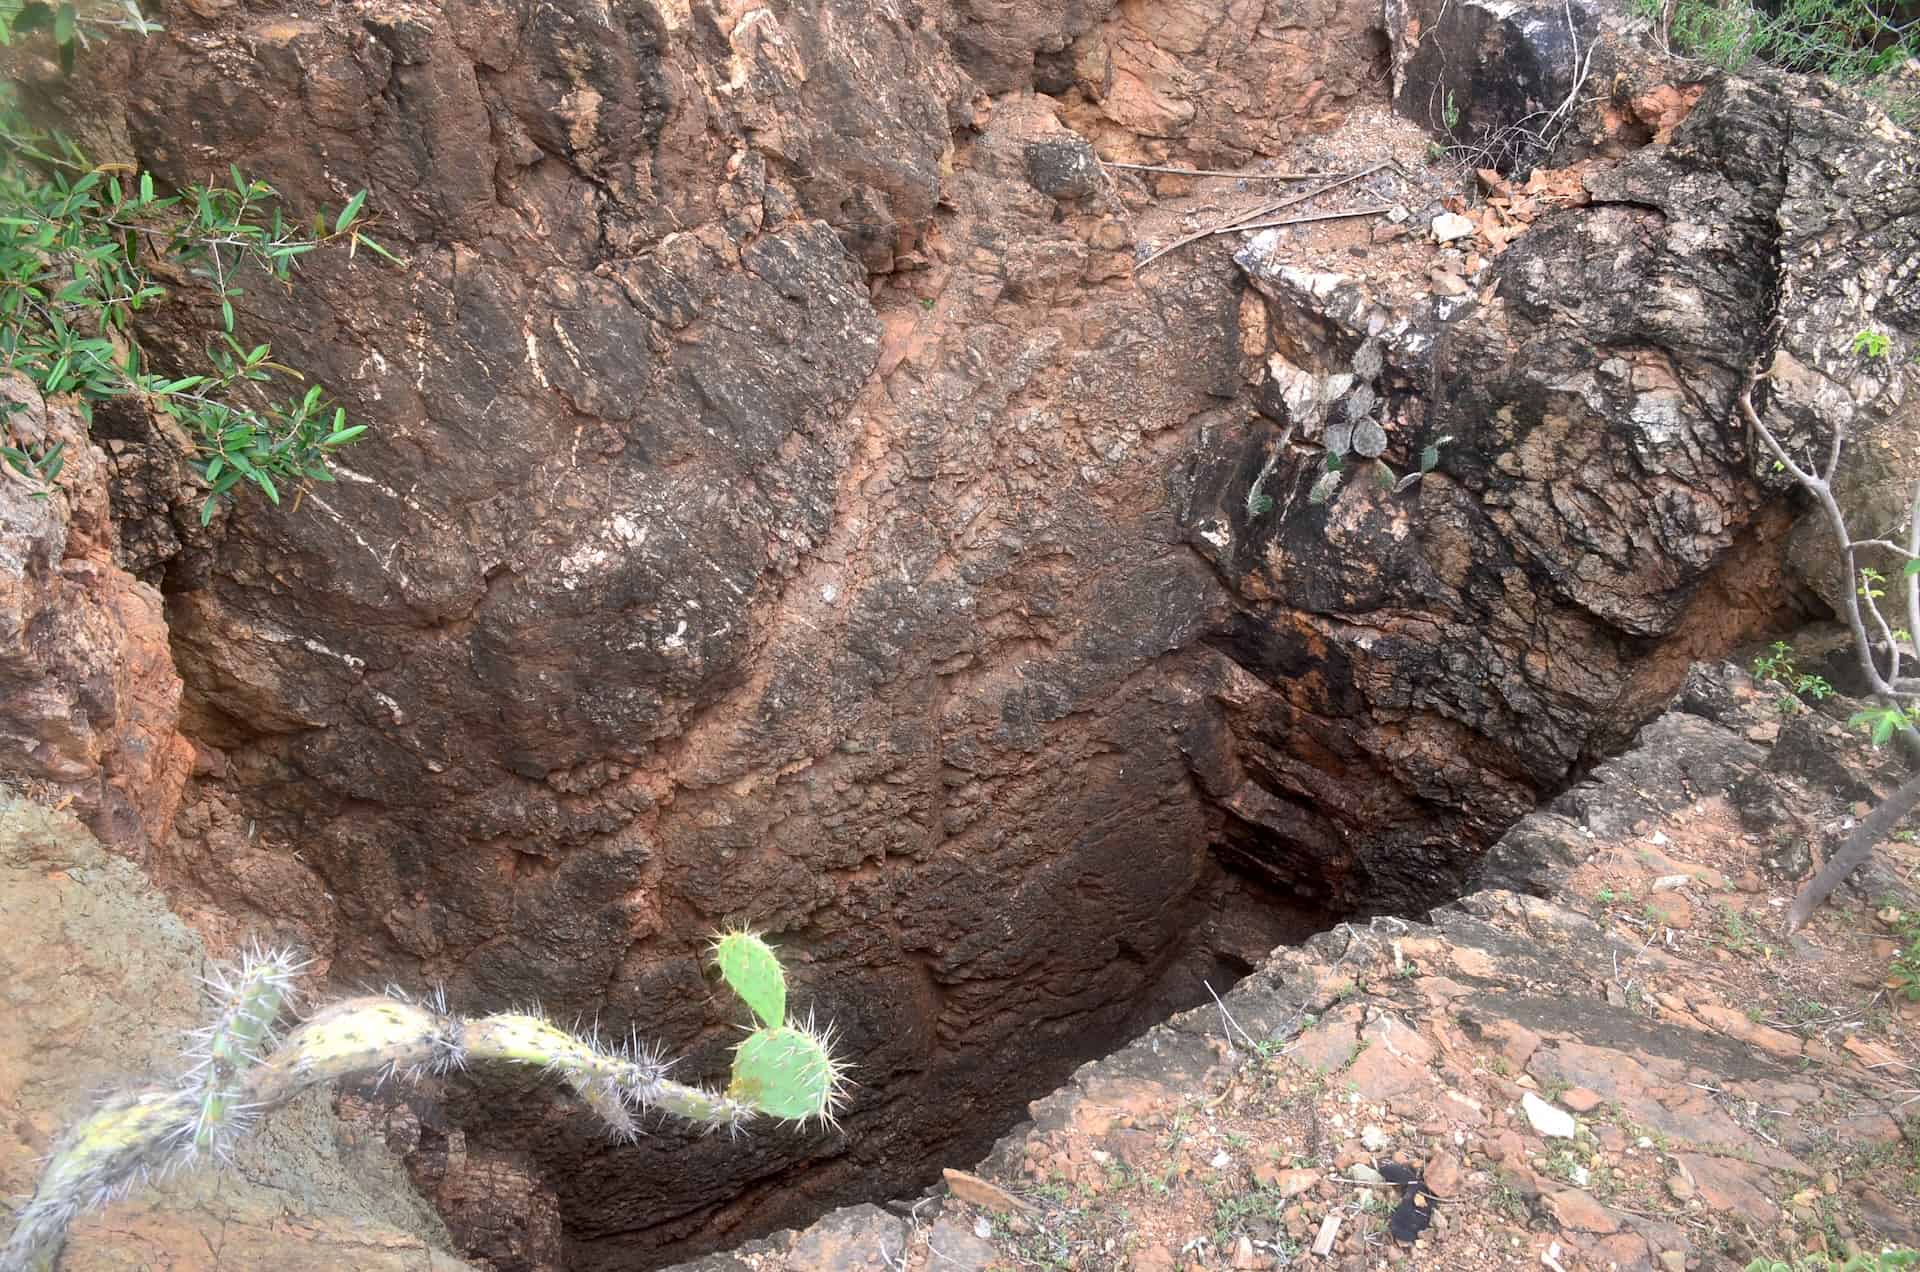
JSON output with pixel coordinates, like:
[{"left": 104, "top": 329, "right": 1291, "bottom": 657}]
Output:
[{"left": 330, "top": 797, "right": 1438, "bottom": 1272}]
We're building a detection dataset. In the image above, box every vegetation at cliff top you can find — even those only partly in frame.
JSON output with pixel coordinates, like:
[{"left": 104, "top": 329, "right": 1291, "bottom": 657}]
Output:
[
  {"left": 1637, "top": 0, "right": 1920, "bottom": 118},
  {"left": 0, "top": 1, "right": 394, "bottom": 522}
]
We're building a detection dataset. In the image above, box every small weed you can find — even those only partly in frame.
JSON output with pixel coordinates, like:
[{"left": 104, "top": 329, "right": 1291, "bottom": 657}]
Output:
[
  {"left": 1853, "top": 329, "right": 1892, "bottom": 359},
  {"left": 1596, "top": 886, "right": 1618, "bottom": 905},
  {"left": 1887, "top": 907, "right": 1920, "bottom": 1002},
  {"left": 1751, "top": 641, "right": 1835, "bottom": 706},
  {"left": 1208, "top": 1181, "right": 1289, "bottom": 1248},
  {"left": 1442, "top": 90, "right": 1462, "bottom": 131},
  {"left": 1745, "top": 1247, "right": 1920, "bottom": 1270},
  {"left": 1489, "top": 1178, "right": 1530, "bottom": 1222},
  {"left": 1718, "top": 905, "right": 1767, "bottom": 956}
]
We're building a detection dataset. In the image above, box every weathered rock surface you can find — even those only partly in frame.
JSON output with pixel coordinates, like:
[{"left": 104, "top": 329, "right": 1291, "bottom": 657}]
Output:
[
  {"left": 0, "top": 797, "right": 471, "bottom": 1270},
  {"left": 27, "top": 0, "right": 1909, "bottom": 1265},
  {"left": 0, "top": 377, "right": 192, "bottom": 859},
  {"left": 711, "top": 665, "right": 1919, "bottom": 1269}
]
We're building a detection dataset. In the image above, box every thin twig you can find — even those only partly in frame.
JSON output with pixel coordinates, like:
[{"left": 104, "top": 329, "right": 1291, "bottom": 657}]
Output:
[
  {"left": 1137, "top": 163, "right": 1394, "bottom": 269},
  {"left": 1204, "top": 979, "right": 1259, "bottom": 1054},
  {"left": 1101, "top": 160, "right": 1323, "bottom": 180},
  {"left": 1229, "top": 205, "right": 1395, "bottom": 234}
]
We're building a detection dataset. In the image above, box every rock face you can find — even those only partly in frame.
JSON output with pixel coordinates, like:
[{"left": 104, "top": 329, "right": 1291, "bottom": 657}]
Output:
[
  {"left": 33, "top": 0, "right": 1904, "bottom": 1266},
  {"left": 0, "top": 797, "right": 471, "bottom": 1270},
  {"left": 705, "top": 665, "right": 1920, "bottom": 1269},
  {"left": 0, "top": 377, "right": 192, "bottom": 859}
]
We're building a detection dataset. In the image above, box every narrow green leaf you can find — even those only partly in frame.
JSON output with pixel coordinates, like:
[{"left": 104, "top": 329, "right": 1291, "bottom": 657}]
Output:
[
  {"left": 1904, "top": 558, "right": 1920, "bottom": 578},
  {"left": 352, "top": 232, "right": 407, "bottom": 267},
  {"left": 139, "top": 171, "right": 153, "bottom": 203},
  {"left": 53, "top": 2, "right": 74, "bottom": 46},
  {"left": 322, "top": 425, "right": 366, "bottom": 446},
  {"left": 221, "top": 299, "right": 234, "bottom": 332},
  {"left": 257, "top": 473, "right": 279, "bottom": 504},
  {"left": 334, "top": 190, "right": 367, "bottom": 235}
]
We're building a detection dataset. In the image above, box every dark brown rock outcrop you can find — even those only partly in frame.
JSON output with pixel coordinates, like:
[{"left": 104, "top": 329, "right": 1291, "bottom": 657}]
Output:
[{"left": 32, "top": 0, "right": 1906, "bottom": 1265}]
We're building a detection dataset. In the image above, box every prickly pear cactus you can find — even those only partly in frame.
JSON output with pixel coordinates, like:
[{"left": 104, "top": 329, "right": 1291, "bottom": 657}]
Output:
[
  {"left": 1, "top": 933, "right": 846, "bottom": 1272},
  {"left": 710, "top": 928, "right": 786, "bottom": 1028}
]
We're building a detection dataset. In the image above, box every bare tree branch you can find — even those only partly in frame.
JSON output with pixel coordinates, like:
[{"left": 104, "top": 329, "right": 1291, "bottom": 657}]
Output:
[{"left": 1737, "top": 373, "right": 1920, "bottom": 929}]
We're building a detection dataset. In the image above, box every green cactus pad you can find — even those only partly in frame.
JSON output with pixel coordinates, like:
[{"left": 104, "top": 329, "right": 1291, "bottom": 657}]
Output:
[
  {"left": 711, "top": 930, "right": 785, "bottom": 1029},
  {"left": 191, "top": 955, "right": 293, "bottom": 1152},
  {"left": 727, "top": 1024, "right": 841, "bottom": 1124}
]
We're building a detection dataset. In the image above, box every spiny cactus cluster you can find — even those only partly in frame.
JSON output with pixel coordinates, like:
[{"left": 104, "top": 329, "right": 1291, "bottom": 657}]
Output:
[{"left": 2, "top": 930, "right": 846, "bottom": 1272}]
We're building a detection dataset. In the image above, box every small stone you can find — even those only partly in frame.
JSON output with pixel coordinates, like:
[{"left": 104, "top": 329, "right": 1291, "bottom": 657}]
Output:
[
  {"left": 1560, "top": 1087, "right": 1603, "bottom": 1113},
  {"left": 1387, "top": 205, "right": 1410, "bottom": 223},
  {"left": 943, "top": 1169, "right": 1036, "bottom": 1215},
  {"left": 1231, "top": 1235, "right": 1261, "bottom": 1269},
  {"left": 1210, "top": 1148, "right": 1232, "bottom": 1169},
  {"left": 1646, "top": 891, "right": 1693, "bottom": 929},
  {"left": 1254, "top": 1165, "right": 1323, "bottom": 1197},
  {"left": 1543, "top": 1188, "right": 1620, "bottom": 1233},
  {"left": 1130, "top": 1243, "right": 1176, "bottom": 1272},
  {"left": 1361, "top": 1125, "right": 1390, "bottom": 1151},
  {"left": 1522, "top": 1091, "right": 1577, "bottom": 1139},
  {"left": 1431, "top": 212, "right": 1475, "bottom": 242},
  {"left": 1429, "top": 269, "right": 1469, "bottom": 297},
  {"left": 1424, "top": 1150, "right": 1462, "bottom": 1197},
  {"left": 1348, "top": 1163, "right": 1387, "bottom": 1185},
  {"left": 1668, "top": 1175, "right": 1695, "bottom": 1201},
  {"left": 1659, "top": 1252, "right": 1687, "bottom": 1271}
]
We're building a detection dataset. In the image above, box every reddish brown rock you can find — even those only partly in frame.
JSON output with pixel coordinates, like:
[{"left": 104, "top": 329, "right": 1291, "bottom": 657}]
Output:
[
  {"left": 1542, "top": 1188, "right": 1620, "bottom": 1234},
  {"left": 21, "top": 0, "right": 1904, "bottom": 1264},
  {"left": 1674, "top": 1154, "right": 1781, "bottom": 1227},
  {"left": 0, "top": 378, "right": 192, "bottom": 860}
]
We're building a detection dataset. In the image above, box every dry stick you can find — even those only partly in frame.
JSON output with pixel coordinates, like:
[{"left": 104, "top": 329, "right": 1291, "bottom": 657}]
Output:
[
  {"left": 1740, "top": 377, "right": 1920, "bottom": 929},
  {"left": 1137, "top": 162, "right": 1394, "bottom": 270},
  {"left": 1101, "top": 160, "right": 1322, "bottom": 180},
  {"left": 1228, "top": 205, "right": 1393, "bottom": 234}
]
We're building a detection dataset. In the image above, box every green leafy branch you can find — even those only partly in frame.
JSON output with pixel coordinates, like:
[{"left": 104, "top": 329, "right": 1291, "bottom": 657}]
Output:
[
  {"left": 0, "top": 105, "right": 402, "bottom": 521},
  {"left": 0, "top": 0, "right": 161, "bottom": 74}
]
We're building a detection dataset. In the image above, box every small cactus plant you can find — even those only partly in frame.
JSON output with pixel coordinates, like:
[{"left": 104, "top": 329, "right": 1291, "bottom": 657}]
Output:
[{"left": 2, "top": 932, "right": 846, "bottom": 1272}]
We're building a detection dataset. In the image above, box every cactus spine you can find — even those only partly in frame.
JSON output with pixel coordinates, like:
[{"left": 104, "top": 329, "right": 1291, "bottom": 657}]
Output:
[{"left": 2, "top": 932, "right": 846, "bottom": 1272}]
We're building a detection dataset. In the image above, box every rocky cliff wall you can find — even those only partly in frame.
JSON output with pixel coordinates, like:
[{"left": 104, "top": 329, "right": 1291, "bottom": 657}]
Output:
[{"left": 6, "top": 0, "right": 1911, "bottom": 1264}]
